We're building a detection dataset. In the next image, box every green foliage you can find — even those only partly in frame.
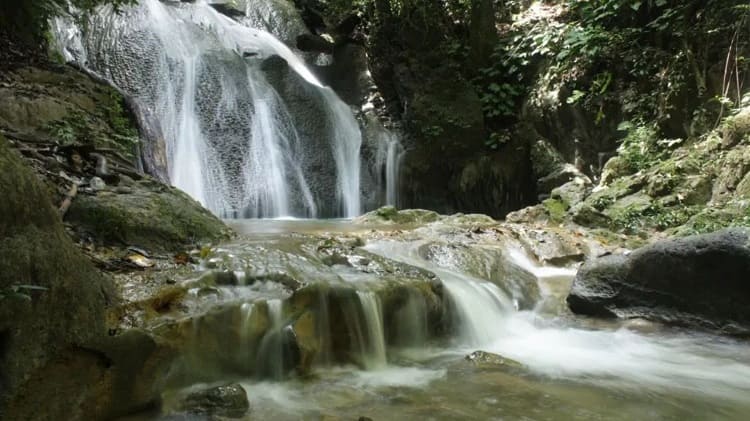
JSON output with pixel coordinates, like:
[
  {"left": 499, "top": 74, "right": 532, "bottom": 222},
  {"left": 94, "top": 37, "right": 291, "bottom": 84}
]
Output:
[
  {"left": 591, "top": 195, "right": 614, "bottom": 211},
  {"left": 480, "top": 82, "right": 522, "bottom": 118},
  {"left": 611, "top": 202, "right": 697, "bottom": 234},
  {"left": 475, "top": 16, "right": 567, "bottom": 121},
  {"left": 485, "top": 131, "right": 510, "bottom": 150},
  {"left": 105, "top": 91, "right": 139, "bottom": 143},
  {"left": 45, "top": 110, "right": 91, "bottom": 146},
  {"left": 421, "top": 125, "right": 444, "bottom": 138},
  {"left": 616, "top": 123, "right": 668, "bottom": 173},
  {"left": 679, "top": 206, "right": 750, "bottom": 236}
]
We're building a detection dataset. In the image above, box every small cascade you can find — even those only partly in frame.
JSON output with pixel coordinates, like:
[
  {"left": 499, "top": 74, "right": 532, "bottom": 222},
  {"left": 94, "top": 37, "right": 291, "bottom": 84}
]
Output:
[
  {"left": 255, "top": 299, "right": 287, "bottom": 379},
  {"left": 438, "top": 274, "right": 513, "bottom": 347},
  {"left": 364, "top": 240, "right": 521, "bottom": 347},
  {"left": 355, "top": 291, "right": 387, "bottom": 369}
]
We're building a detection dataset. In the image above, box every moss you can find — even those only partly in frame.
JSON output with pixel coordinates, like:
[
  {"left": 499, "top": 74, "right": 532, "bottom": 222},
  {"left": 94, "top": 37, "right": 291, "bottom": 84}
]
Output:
[
  {"left": 542, "top": 198, "right": 568, "bottom": 221},
  {"left": 357, "top": 206, "right": 440, "bottom": 225},
  {"left": 66, "top": 182, "right": 231, "bottom": 252},
  {"left": 0, "top": 135, "right": 115, "bottom": 417}
]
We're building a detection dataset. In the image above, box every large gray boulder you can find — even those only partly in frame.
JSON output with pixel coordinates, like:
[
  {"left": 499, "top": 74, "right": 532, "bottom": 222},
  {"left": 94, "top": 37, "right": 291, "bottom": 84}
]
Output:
[{"left": 567, "top": 228, "right": 750, "bottom": 335}]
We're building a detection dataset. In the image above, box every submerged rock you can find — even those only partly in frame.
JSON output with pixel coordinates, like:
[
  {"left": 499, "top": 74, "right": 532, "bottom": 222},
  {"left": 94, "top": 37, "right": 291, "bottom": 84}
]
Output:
[
  {"left": 567, "top": 228, "right": 750, "bottom": 335},
  {"left": 465, "top": 351, "right": 523, "bottom": 370},
  {"left": 178, "top": 383, "right": 249, "bottom": 418}
]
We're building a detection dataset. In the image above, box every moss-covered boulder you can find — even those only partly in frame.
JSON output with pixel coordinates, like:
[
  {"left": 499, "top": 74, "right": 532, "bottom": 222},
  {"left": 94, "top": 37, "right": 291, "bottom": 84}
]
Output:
[
  {"left": 66, "top": 178, "right": 231, "bottom": 252},
  {"left": 354, "top": 206, "right": 440, "bottom": 225}
]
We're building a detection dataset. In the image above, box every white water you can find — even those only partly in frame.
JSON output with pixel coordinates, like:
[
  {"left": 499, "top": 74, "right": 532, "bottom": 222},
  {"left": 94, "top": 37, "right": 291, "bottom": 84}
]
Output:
[
  {"left": 55, "top": 0, "right": 367, "bottom": 218},
  {"left": 365, "top": 238, "right": 750, "bottom": 401}
]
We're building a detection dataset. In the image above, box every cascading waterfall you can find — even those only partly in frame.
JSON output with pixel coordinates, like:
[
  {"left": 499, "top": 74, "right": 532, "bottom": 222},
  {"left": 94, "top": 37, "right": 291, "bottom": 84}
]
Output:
[{"left": 54, "top": 0, "right": 368, "bottom": 218}]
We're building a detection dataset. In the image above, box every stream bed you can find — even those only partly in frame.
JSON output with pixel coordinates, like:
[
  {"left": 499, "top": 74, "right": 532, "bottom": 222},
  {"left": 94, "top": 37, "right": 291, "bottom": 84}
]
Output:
[{"left": 128, "top": 218, "right": 750, "bottom": 420}]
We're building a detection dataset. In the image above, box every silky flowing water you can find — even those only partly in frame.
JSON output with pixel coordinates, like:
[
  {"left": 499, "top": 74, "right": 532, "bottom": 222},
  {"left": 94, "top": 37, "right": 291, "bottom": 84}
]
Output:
[{"left": 132, "top": 219, "right": 750, "bottom": 420}]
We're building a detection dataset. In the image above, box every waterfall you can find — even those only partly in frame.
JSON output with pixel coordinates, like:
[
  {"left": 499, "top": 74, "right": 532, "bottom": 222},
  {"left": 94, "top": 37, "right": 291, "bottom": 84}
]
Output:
[
  {"left": 371, "top": 125, "right": 405, "bottom": 207},
  {"left": 375, "top": 129, "right": 405, "bottom": 207},
  {"left": 54, "top": 0, "right": 366, "bottom": 218}
]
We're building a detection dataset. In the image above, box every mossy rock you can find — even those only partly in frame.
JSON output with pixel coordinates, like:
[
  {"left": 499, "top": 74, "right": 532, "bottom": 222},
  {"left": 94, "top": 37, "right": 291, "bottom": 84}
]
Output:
[
  {"left": 0, "top": 135, "right": 115, "bottom": 418},
  {"left": 0, "top": 66, "right": 139, "bottom": 158},
  {"left": 66, "top": 179, "right": 231, "bottom": 252},
  {"left": 570, "top": 203, "right": 611, "bottom": 228},
  {"left": 355, "top": 206, "right": 440, "bottom": 225},
  {"left": 542, "top": 198, "right": 568, "bottom": 221}
]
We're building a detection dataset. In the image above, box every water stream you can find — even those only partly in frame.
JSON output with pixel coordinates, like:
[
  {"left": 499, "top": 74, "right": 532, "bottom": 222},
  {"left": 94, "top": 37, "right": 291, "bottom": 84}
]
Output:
[{"left": 140, "top": 219, "right": 750, "bottom": 420}]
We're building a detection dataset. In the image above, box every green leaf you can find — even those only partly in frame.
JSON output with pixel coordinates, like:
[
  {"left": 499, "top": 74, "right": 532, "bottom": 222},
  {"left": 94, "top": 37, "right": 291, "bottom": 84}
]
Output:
[{"left": 566, "top": 90, "right": 586, "bottom": 104}]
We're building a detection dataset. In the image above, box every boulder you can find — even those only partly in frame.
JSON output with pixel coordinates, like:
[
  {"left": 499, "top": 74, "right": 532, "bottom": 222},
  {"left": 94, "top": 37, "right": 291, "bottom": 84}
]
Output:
[
  {"left": 178, "top": 383, "right": 249, "bottom": 418},
  {"left": 567, "top": 228, "right": 750, "bottom": 335},
  {"left": 354, "top": 206, "right": 439, "bottom": 225},
  {"left": 65, "top": 178, "right": 231, "bottom": 252}
]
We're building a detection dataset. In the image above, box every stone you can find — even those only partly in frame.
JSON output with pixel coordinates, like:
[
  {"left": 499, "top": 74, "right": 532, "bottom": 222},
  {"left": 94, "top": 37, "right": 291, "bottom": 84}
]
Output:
[
  {"left": 538, "top": 164, "right": 587, "bottom": 195},
  {"left": 570, "top": 203, "right": 611, "bottom": 228},
  {"left": 505, "top": 204, "right": 548, "bottom": 223},
  {"left": 567, "top": 228, "right": 750, "bottom": 335},
  {"left": 514, "top": 228, "right": 585, "bottom": 265},
  {"left": 531, "top": 139, "right": 565, "bottom": 179},
  {"left": 179, "top": 383, "right": 249, "bottom": 418},
  {"left": 296, "top": 33, "right": 334, "bottom": 54},
  {"left": 465, "top": 350, "right": 523, "bottom": 369},
  {"left": 290, "top": 310, "right": 320, "bottom": 375},
  {"left": 354, "top": 206, "right": 440, "bottom": 225},
  {"left": 679, "top": 175, "right": 713, "bottom": 205},
  {"left": 89, "top": 176, "right": 106, "bottom": 190},
  {"left": 550, "top": 176, "right": 593, "bottom": 208},
  {"left": 599, "top": 156, "right": 631, "bottom": 186},
  {"left": 66, "top": 178, "right": 231, "bottom": 252}
]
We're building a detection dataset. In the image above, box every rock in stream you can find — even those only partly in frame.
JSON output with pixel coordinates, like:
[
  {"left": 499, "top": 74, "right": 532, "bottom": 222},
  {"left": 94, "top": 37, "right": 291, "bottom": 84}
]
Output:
[{"left": 567, "top": 227, "right": 750, "bottom": 335}]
